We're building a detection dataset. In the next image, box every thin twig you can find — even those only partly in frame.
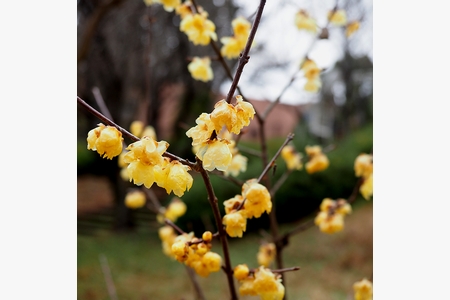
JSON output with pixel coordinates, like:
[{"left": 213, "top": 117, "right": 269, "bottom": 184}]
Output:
[
  {"left": 99, "top": 254, "right": 118, "bottom": 300},
  {"left": 184, "top": 265, "right": 206, "bottom": 300}
]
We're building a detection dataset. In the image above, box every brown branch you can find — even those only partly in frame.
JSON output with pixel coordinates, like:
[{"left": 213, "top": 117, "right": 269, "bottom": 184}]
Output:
[
  {"left": 77, "top": 96, "right": 197, "bottom": 170},
  {"left": 225, "top": 0, "right": 267, "bottom": 104},
  {"left": 98, "top": 254, "right": 118, "bottom": 300},
  {"left": 196, "top": 157, "right": 238, "bottom": 300},
  {"left": 184, "top": 265, "right": 206, "bottom": 300},
  {"left": 164, "top": 219, "right": 186, "bottom": 235}
]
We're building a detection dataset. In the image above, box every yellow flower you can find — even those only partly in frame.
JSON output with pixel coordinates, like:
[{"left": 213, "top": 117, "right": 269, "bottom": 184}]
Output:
[
  {"left": 210, "top": 99, "right": 237, "bottom": 133},
  {"left": 188, "top": 57, "right": 213, "bottom": 82},
  {"left": 158, "top": 225, "right": 177, "bottom": 257},
  {"left": 295, "top": 10, "right": 317, "bottom": 33},
  {"left": 223, "top": 195, "right": 244, "bottom": 214},
  {"left": 202, "top": 251, "right": 222, "bottom": 273},
  {"left": 220, "top": 36, "right": 245, "bottom": 59},
  {"left": 175, "top": 1, "right": 194, "bottom": 19},
  {"left": 315, "top": 211, "right": 345, "bottom": 234},
  {"left": 196, "top": 139, "right": 233, "bottom": 172},
  {"left": 185, "top": 113, "right": 215, "bottom": 147},
  {"left": 202, "top": 231, "right": 212, "bottom": 242},
  {"left": 130, "top": 120, "right": 144, "bottom": 137},
  {"left": 172, "top": 240, "right": 190, "bottom": 262},
  {"left": 260, "top": 279, "right": 285, "bottom": 300},
  {"left": 353, "top": 278, "right": 373, "bottom": 300},
  {"left": 224, "top": 153, "right": 248, "bottom": 177},
  {"left": 346, "top": 21, "right": 360, "bottom": 37},
  {"left": 180, "top": 13, "right": 217, "bottom": 45},
  {"left": 304, "top": 78, "right": 322, "bottom": 93},
  {"left": 242, "top": 179, "right": 272, "bottom": 218},
  {"left": 232, "top": 16, "right": 251, "bottom": 40},
  {"left": 157, "top": 160, "right": 193, "bottom": 197},
  {"left": 239, "top": 278, "right": 258, "bottom": 296},
  {"left": 123, "top": 137, "right": 169, "bottom": 188},
  {"left": 257, "top": 243, "right": 276, "bottom": 267},
  {"left": 233, "top": 264, "right": 250, "bottom": 281},
  {"left": 354, "top": 153, "right": 373, "bottom": 179},
  {"left": 315, "top": 198, "right": 352, "bottom": 234},
  {"left": 124, "top": 190, "right": 146, "bottom": 209},
  {"left": 281, "top": 145, "right": 303, "bottom": 171},
  {"left": 253, "top": 266, "right": 281, "bottom": 294},
  {"left": 87, "top": 123, "right": 123, "bottom": 159},
  {"left": 305, "top": 145, "right": 329, "bottom": 174},
  {"left": 360, "top": 173, "right": 373, "bottom": 200},
  {"left": 164, "top": 198, "right": 187, "bottom": 221},
  {"left": 222, "top": 210, "right": 247, "bottom": 238},
  {"left": 328, "top": 9, "right": 347, "bottom": 26},
  {"left": 158, "top": 0, "right": 181, "bottom": 12},
  {"left": 234, "top": 95, "right": 256, "bottom": 133},
  {"left": 301, "top": 59, "right": 321, "bottom": 80}
]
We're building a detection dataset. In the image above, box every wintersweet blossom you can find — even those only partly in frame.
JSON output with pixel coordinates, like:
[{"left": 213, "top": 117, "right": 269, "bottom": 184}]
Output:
[
  {"left": 180, "top": 13, "right": 217, "bottom": 45},
  {"left": 224, "top": 153, "right": 248, "bottom": 177},
  {"left": 353, "top": 278, "right": 373, "bottom": 300},
  {"left": 175, "top": 1, "right": 194, "bottom": 19},
  {"left": 281, "top": 145, "right": 303, "bottom": 171},
  {"left": 87, "top": 123, "right": 123, "bottom": 159},
  {"left": 185, "top": 113, "right": 215, "bottom": 147},
  {"left": 210, "top": 100, "right": 237, "bottom": 133},
  {"left": 123, "top": 137, "right": 169, "bottom": 188},
  {"left": 305, "top": 145, "right": 329, "bottom": 174},
  {"left": 301, "top": 59, "right": 322, "bottom": 93},
  {"left": 304, "top": 78, "right": 322, "bottom": 93},
  {"left": 156, "top": 160, "right": 193, "bottom": 197},
  {"left": 220, "top": 17, "right": 250, "bottom": 59},
  {"left": 223, "top": 195, "right": 244, "bottom": 214},
  {"left": 257, "top": 243, "right": 276, "bottom": 267},
  {"left": 346, "top": 21, "right": 360, "bottom": 37},
  {"left": 315, "top": 198, "right": 352, "bottom": 234},
  {"left": 354, "top": 153, "right": 373, "bottom": 179},
  {"left": 164, "top": 198, "right": 187, "bottom": 222},
  {"left": 196, "top": 139, "right": 233, "bottom": 172},
  {"left": 360, "top": 173, "right": 373, "bottom": 200},
  {"left": 222, "top": 210, "right": 247, "bottom": 238},
  {"left": 242, "top": 179, "right": 272, "bottom": 218},
  {"left": 159, "top": 225, "right": 177, "bottom": 257},
  {"left": 188, "top": 57, "right": 213, "bottom": 82},
  {"left": 124, "top": 190, "right": 146, "bottom": 209},
  {"left": 295, "top": 10, "right": 317, "bottom": 33},
  {"left": 328, "top": 9, "right": 347, "bottom": 26},
  {"left": 233, "top": 264, "right": 250, "bottom": 281},
  {"left": 253, "top": 267, "right": 285, "bottom": 300}
]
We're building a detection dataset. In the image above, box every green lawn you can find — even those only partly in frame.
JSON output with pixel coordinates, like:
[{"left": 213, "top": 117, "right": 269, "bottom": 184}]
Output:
[{"left": 78, "top": 200, "right": 372, "bottom": 300}]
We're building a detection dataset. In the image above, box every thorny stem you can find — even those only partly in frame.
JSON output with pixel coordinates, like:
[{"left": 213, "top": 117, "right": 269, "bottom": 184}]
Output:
[
  {"left": 196, "top": 157, "right": 238, "bottom": 300},
  {"left": 77, "top": 96, "right": 197, "bottom": 169},
  {"left": 225, "top": 0, "right": 266, "bottom": 104}
]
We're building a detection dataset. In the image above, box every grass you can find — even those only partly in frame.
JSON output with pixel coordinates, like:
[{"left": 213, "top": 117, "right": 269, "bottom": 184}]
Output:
[{"left": 78, "top": 199, "right": 372, "bottom": 300}]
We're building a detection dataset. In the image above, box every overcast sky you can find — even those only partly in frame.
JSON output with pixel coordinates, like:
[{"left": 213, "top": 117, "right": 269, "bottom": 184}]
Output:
[{"left": 219, "top": 0, "right": 373, "bottom": 105}]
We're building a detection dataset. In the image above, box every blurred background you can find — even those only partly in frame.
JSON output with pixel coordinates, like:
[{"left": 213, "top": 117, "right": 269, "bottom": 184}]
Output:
[{"left": 77, "top": 0, "right": 373, "bottom": 298}]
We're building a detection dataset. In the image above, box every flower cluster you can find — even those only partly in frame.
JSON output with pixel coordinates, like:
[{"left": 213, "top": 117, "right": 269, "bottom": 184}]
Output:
[
  {"left": 186, "top": 95, "right": 255, "bottom": 172},
  {"left": 281, "top": 144, "right": 303, "bottom": 171},
  {"left": 169, "top": 231, "right": 222, "bottom": 277},
  {"left": 220, "top": 17, "right": 251, "bottom": 59},
  {"left": 121, "top": 136, "right": 193, "bottom": 197},
  {"left": 157, "top": 197, "right": 187, "bottom": 223},
  {"left": 353, "top": 278, "right": 373, "bottom": 300},
  {"left": 354, "top": 153, "right": 373, "bottom": 200},
  {"left": 220, "top": 130, "right": 248, "bottom": 177},
  {"left": 301, "top": 59, "right": 322, "bottom": 93},
  {"left": 234, "top": 265, "right": 285, "bottom": 300},
  {"left": 305, "top": 145, "right": 329, "bottom": 174},
  {"left": 314, "top": 198, "right": 352, "bottom": 234},
  {"left": 124, "top": 190, "right": 146, "bottom": 209},
  {"left": 187, "top": 56, "right": 213, "bottom": 82},
  {"left": 180, "top": 11, "right": 217, "bottom": 46},
  {"left": 257, "top": 243, "right": 276, "bottom": 267},
  {"left": 87, "top": 123, "right": 123, "bottom": 159},
  {"left": 222, "top": 179, "right": 272, "bottom": 238},
  {"left": 295, "top": 10, "right": 317, "bottom": 33}
]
